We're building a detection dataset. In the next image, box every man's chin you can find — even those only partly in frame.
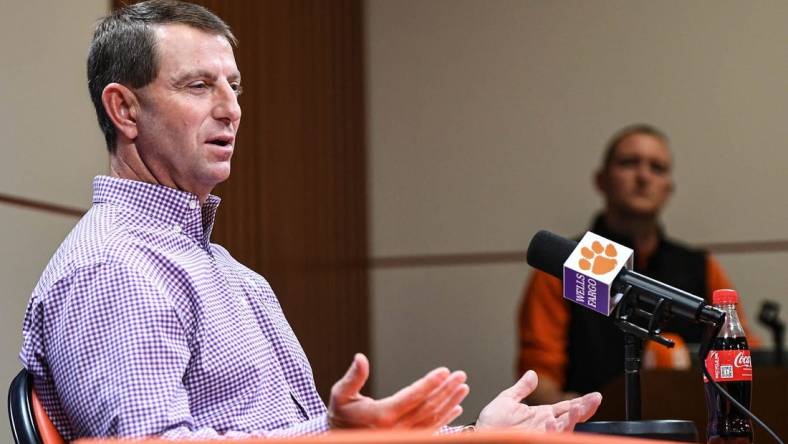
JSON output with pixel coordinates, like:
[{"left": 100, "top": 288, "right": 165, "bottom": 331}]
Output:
[
  {"left": 621, "top": 206, "right": 661, "bottom": 221},
  {"left": 215, "top": 169, "right": 232, "bottom": 185},
  {"left": 203, "top": 164, "right": 232, "bottom": 190}
]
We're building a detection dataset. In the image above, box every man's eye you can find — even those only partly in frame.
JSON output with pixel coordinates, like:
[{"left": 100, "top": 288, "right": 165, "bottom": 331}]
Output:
[
  {"left": 651, "top": 163, "right": 669, "bottom": 174},
  {"left": 189, "top": 82, "right": 208, "bottom": 90},
  {"left": 232, "top": 84, "right": 243, "bottom": 96},
  {"left": 615, "top": 158, "right": 639, "bottom": 168}
]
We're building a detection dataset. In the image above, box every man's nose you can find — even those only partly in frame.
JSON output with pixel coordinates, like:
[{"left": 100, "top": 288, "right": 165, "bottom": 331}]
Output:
[
  {"left": 214, "top": 83, "right": 242, "bottom": 123},
  {"left": 636, "top": 161, "right": 652, "bottom": 181}
]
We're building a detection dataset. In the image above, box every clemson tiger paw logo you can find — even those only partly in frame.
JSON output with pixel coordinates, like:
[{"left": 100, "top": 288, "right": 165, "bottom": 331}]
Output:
[{"left": 579, "top": 241, "right": 619, "bottom": 275}]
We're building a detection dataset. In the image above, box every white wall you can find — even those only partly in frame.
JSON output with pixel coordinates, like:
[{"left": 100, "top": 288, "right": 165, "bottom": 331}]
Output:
[
  {"left": 367, "top": 0, "right": 788, "bottom": 423},
  {"left": 0, "top": 0, "right": 109, "bottom": 439}
]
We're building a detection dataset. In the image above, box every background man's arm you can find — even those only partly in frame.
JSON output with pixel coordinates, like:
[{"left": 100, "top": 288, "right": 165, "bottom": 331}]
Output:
[
  {"left": 518, "top": 271, "right": 578, "bottom": 404},
  {"left": 706, "top": 255, "right": 761, "bottom": 347}
]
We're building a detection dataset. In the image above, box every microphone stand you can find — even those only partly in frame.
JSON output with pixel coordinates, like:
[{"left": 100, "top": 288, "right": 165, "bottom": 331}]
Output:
[
  {"left": 623, "top": 332, "right": 642, "bottom": 421},
  {"left": 575, "top": 285, "right": 706, "bottom": 442}
]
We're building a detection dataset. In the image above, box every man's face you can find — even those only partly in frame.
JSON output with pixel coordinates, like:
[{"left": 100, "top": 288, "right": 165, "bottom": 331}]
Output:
[
  {"left": 133, "top": 24, "right": 242, "bottom": 198},
  {"left": 596, "top": 133, "right": 674, "bottom": 219}
]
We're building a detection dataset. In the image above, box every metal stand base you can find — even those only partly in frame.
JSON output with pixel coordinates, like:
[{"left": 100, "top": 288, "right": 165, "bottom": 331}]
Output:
[{"left": 575, "top": 420, "right": 698, "bottom": 443}]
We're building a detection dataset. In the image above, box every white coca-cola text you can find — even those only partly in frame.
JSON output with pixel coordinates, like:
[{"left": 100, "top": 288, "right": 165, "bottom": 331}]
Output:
[{"left": 734, "top": 352, "right": 751, "bottom": 368}]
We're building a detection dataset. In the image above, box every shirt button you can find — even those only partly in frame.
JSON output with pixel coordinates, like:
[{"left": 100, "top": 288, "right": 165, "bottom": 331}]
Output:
[
  {"left": 173, "top": 224, "right": 182, "bottom": 233},
  {"left": 189, "top": 201, "right": 198, "bottom": 209}
]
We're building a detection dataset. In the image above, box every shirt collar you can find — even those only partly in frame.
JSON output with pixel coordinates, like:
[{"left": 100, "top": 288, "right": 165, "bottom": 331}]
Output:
[{"left": 92, "top": 175, "right": 221, "bottom": 247}]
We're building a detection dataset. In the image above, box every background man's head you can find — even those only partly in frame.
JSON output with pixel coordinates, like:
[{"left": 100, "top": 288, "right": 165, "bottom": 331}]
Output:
[
  {"left": 87, "top": 0, "right": 236, "bottom": 152},
  {"left": 595, "top": 124, "right": 674, "bottom": 221}
]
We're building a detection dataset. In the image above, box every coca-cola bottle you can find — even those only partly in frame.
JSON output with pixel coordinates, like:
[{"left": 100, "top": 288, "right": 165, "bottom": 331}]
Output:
[{"left": 704, "top": 289, "right": 753, "bottom": 444}]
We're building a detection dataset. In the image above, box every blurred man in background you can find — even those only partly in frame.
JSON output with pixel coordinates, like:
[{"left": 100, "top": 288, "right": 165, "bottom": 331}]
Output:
[{"left": 517, "top": 124, "right": 758, "bottom": 404}]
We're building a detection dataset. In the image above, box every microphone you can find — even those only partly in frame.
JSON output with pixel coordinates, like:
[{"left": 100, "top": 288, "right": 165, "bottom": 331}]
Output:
[{"left": 527, "top": 230, "right": 724, "bottom": 325}]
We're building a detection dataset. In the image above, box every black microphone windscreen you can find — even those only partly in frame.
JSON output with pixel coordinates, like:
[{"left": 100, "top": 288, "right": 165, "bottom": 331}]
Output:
[{"left": 526, "top": 230, "right": 577, "bottom": 279}]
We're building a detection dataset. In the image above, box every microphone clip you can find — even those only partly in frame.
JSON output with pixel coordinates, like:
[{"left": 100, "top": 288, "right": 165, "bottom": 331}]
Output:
[{"left": 613, "top": 285, "right": 676, "bottom": 348}]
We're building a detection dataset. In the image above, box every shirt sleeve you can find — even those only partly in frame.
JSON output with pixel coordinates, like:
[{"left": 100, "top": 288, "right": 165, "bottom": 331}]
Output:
[
  {"left": 162, "top": 416, "right": 330, "bottom": 439},
  {"left": 705, "top": 255, "right": 762, "bottom": 347},
  {"left": 437, "top": 425, "right": 465, "bottom": 434},
  {"left": 26, "top": 260, "right": 330, "bottom": 439},
  {"left": 517, "top": 270, "right": 569, "bottom": 387}
]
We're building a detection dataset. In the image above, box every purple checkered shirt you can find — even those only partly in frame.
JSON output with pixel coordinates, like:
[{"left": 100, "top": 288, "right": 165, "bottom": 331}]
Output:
[{"left": 20, "top": 176, "right": 330, "bottom": 440}]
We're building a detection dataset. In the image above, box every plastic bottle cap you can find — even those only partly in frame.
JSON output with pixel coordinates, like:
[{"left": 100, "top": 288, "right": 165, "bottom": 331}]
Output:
[{"left": 712, "top": 289, "right": 738, "bottom": 305}]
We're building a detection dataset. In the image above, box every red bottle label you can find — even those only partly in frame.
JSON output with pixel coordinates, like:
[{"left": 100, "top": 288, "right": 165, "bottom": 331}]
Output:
[{"left": 704, "top": 350, "right": 752, "bottom": 382}]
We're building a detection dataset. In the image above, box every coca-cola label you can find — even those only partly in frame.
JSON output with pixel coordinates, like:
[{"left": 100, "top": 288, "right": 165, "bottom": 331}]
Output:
[{"left": 704, "top": 350, "right": 753, "bottom": 382}]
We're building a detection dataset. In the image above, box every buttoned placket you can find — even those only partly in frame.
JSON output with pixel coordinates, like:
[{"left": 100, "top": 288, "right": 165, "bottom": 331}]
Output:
[{"left": 188, "top": 198, "right": 217, "bottom": 257}]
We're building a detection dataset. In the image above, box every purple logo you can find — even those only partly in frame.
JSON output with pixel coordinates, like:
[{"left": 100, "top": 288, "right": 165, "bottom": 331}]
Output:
[{"left": 564, "top": 268, "right": 610, "bottom": 315}]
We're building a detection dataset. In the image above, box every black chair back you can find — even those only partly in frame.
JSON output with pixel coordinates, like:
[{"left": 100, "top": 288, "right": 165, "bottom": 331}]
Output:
[{"left": 8, "top": 369, "right": 43, "bottom": 444}]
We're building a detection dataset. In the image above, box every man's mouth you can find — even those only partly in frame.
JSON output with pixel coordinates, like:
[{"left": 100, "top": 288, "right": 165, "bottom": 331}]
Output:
[{"left": 206, "top": 136, "right": 234, "bottom": 147}]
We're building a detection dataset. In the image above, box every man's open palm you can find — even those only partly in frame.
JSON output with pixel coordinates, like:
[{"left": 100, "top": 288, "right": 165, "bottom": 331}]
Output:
[
  {"left": 477, "top": 370, "right": 602, "bottom": 432},
  {"left": 328, "top": 354, "right": 469, "bottom": 430}
]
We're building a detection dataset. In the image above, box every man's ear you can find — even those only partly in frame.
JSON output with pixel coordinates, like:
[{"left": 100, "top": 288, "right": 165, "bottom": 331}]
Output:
[
  {"left": 101, "top": 83, "right": 140, "bottom": 141},
  {"left": 594, "top": 169, "right": 606, "bottom": 194}
]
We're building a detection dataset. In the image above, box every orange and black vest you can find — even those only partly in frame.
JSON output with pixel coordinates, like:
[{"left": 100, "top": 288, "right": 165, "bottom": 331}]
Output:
[{"left": 564, "top": 216, "right": 708, "bottom": 395}]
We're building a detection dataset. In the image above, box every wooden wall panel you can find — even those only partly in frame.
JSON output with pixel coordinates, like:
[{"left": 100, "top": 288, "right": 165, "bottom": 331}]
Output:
[{"left": 114, "top": 0, "right": 369, "bottom": 401}]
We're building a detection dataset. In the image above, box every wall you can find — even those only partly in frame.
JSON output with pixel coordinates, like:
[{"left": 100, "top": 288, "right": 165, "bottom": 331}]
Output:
[
  {"left": 183, "top": 0, "right": 370, "bottom": 400},
  {"left": 367, "top": 0, "right": 788, "bottom": 424},
  {"left": 0, "top": 0, "right": 110, "bottom": 439}
]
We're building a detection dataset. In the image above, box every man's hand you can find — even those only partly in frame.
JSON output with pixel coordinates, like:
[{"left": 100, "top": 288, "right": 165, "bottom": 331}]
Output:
[
  {"left": 476, "top": 370, "right": 601, "bottom": 432},
  {"left": 521, "top": 373, "right": 582, "bottom": 405},
  {"left": 328, "top": 354, "right": 469, "bottom": 430}
]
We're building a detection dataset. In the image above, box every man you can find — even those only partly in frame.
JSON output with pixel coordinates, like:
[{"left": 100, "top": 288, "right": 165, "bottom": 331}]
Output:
[
  {"left": 20, "top": 1, "right": 600, "bottom": 440},
  {"left": 517, "top": 124, "right": 757, "bottom": 404}
]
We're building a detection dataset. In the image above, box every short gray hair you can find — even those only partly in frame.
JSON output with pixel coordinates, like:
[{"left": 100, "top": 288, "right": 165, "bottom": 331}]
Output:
[{"left": 87, "top": 0, "right": 237, "bottom": 152}]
